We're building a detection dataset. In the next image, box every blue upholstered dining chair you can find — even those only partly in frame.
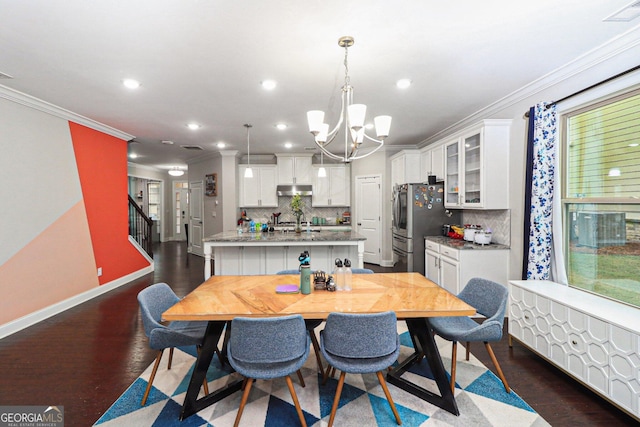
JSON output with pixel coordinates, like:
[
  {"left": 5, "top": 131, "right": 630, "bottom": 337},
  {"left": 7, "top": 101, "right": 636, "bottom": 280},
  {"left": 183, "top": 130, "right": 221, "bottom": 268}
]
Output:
[
  {"left": 137, "top": 282, "right": 218, "bottom": 406},
  {"left": 428, "top": 277, "right": 511, "bottom": 394},
  {"left": 227, "top": 314, "right": 310, "bottom": 427},
  {"left": 320, "top": 311, "right": 402, "bottom": 427}
]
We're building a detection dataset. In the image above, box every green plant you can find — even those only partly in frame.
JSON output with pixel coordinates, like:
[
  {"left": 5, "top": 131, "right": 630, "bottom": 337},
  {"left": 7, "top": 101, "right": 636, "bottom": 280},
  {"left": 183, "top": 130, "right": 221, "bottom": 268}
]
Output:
[{"left": 290, "top": 194, "right": 304, "bottom": 216}]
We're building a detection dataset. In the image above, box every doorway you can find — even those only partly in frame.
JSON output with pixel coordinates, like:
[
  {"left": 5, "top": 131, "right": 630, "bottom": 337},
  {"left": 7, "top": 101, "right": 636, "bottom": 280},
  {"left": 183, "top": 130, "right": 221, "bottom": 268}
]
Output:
[
  {"left": 355, "top": 174, "right": 382, "bottom": 265},
  {"left": 189, "top": 180, "right": 204, "bottom": 255},
  {"left": 173, "top": 181, "right": 189, "bottom": 242}
]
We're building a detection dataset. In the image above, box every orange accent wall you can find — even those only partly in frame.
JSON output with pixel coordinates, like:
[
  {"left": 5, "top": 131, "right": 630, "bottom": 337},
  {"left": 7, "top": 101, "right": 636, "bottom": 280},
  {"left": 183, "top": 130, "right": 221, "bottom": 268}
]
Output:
[{"left": 69, "top": 122, "right": 150, "bottom": 284}]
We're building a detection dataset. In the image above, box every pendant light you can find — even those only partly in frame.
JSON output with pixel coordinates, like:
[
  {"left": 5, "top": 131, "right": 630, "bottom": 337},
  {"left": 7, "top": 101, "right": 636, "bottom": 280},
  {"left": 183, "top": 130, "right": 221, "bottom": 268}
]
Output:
[
  {"left": 244, "top": 124, "right": 253, "bottom": 178},
  {"left": 318, "top": 151, "right": 327, "bottom": 177}
]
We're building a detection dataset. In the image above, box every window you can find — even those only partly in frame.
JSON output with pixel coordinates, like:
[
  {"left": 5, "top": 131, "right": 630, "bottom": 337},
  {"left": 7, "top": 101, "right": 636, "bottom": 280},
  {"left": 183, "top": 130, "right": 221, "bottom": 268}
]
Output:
[
  {"left": 563, "top": 89, "right": 640, "bottom": 308},
  {"left": 148, "top": 182, "right": 161, "bottom": 220}
]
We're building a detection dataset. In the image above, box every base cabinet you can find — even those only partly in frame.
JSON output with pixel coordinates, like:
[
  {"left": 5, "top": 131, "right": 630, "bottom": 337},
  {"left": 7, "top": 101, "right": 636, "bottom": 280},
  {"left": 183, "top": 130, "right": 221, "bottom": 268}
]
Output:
[
  {"left": 509, "top": 280, "right": 640, "bottom": 421},
  {"left": 425, "top": 238, "right": 508, "bottom": 295}
]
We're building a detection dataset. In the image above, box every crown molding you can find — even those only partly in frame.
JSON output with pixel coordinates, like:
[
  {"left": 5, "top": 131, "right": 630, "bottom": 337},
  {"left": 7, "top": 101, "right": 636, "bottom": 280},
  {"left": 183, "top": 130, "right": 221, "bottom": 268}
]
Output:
[
  {"left": 0, "top": 84, "right": 134, "bottom": 141},
  {"left": 418, "top": 23, "right": 640, "bottom": 147}
]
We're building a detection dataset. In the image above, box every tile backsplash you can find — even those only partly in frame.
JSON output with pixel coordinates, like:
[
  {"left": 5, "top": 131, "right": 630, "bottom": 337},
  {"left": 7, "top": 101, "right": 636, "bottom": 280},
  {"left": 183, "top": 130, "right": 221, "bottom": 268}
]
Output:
[
  {"left": 461, "top": 210, "right": 511, "bottom": 246},
  {"left": 241, "top": 196, "right": 350, "bottom": 225}
]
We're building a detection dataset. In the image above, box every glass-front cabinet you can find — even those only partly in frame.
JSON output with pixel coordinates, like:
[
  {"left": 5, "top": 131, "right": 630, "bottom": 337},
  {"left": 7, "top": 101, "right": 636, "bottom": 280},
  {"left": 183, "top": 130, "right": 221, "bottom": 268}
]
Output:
[
  {"left": 443, "top": 120, "right": 511, "bottom": 209},
  {"left": 445, "top": 140, "right": 460, "bottom": 205}
]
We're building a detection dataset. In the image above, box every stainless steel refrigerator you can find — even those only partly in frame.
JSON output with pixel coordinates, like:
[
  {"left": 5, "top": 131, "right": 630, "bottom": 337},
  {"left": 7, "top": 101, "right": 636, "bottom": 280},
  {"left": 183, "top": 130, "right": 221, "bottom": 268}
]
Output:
[{"left": 392, "top": 183, "right": 460, "bottom": 275}]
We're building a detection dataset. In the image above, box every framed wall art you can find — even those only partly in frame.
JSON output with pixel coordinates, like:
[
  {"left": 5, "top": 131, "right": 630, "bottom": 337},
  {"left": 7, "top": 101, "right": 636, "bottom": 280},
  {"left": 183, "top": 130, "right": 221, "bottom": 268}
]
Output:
[{"left": 205, "top": 173, "right": 217, "bottom": 197}]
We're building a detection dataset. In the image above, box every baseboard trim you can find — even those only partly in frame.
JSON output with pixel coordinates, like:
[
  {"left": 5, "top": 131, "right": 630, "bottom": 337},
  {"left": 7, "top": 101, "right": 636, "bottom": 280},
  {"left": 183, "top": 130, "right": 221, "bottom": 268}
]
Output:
[
  {"left": 380, "top": 259, "right": 395, "bottom": 268},
  {"left": 0, "top": 264, "right": 153, "bottom": 340}
]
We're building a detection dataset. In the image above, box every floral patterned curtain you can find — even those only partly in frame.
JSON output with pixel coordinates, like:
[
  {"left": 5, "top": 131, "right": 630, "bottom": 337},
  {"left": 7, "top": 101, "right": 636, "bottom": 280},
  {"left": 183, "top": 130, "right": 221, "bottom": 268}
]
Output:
[{"left": 522, "top": 102, "right": 565, "bottom": 281}]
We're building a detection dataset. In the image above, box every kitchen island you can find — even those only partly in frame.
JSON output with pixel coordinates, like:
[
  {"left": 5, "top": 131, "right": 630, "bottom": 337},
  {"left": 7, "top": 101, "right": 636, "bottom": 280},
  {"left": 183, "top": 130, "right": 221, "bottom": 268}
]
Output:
[{"left": 203, "top": 230, "right": 366, "bottom": 278}]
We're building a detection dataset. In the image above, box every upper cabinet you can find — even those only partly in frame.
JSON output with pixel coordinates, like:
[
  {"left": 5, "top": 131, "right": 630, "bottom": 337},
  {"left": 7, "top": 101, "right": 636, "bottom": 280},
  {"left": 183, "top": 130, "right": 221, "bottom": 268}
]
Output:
[
  {"left": 443, "top": 120, "right": 511, "bottom": 209},
  {"left": 420, "top": 144, "right": 445, "bottom": 182},
  {"left": 312, "top": 165, "right": 350, "bottom": 207},
  {"left": 276, "top": 153, "right": 313, "bottom": 185},
  {"left": 390, "top": 149, "right": 421, "bottom": 186},
  {"left": 238, "top": 165, "right": 278, "bottom": 207}
]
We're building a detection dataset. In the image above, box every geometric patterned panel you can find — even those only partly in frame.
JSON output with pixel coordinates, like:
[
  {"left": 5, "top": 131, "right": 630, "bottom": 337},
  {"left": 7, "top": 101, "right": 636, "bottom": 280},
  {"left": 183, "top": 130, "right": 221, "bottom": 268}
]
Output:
[
  {"left": 510, "top": 282, "right": 640, "bottom": 420},
  {"left": 96, "top": 323, "right": 550, "bottom": 426},
  {"left": 609, "top": 325, "right": 640, "bottom": 415}
]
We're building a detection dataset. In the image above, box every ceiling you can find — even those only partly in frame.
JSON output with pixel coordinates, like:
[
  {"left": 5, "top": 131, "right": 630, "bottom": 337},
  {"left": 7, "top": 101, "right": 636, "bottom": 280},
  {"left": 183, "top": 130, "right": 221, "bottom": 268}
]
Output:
[{"left": 2, "top": 1, "right": 639, "bottom": 172}]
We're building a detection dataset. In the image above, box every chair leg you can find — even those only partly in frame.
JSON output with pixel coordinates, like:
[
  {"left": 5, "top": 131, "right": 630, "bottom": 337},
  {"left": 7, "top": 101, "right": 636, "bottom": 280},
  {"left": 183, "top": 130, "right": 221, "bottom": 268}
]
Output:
[
  {"left": 465, "top": 341, "right": 470, "bottom": 361},
  {"left": 484, "top": 342, "right": 510, "bottom": 393},
  {"left": 233, "top": 378, "right": 254, "bottom": 427},
  {"left": 296, "top": 369, "right": 306, "bottom": 388},
  {"left": 285, "top": 375, "right": 308, "bottom": 427},
  {"left": 196, "top": 346, "right": 210, "bottom": 395},
  {"left": 328, "top": 371, "right": 346, "bottom": 427},
  {"left": 168, "top": 347, "right": 174, "bottom": 369},
  {"left": 322, "top": 365, "right": 337, "bottom": 386},
  {"left": 376, "top": 371, "right": 402, "bottom": 425},
  {"left": 141, "top": 350, "right": 164, "bottom": 406},
  {"left": 450, "top": 341, "right": 458, "bottom": 395},
  {"left": 309, "top": 329, "right": 325, "bottom": 377}
]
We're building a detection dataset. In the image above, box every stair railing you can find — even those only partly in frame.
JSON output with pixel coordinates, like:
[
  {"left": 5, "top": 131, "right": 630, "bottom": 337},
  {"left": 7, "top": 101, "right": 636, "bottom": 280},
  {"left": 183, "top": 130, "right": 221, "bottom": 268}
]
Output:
[{"left": 128, "top": 195, "right": 154, "bottom": 258}]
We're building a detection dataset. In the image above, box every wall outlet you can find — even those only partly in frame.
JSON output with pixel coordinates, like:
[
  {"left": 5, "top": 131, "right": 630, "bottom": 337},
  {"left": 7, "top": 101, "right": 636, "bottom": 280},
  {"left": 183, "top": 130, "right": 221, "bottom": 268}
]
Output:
[
  {"left": 212, "top": 211, "right": 216, "bottom": 217},
  {"left": 97, "top": 267, "right": 103, "bottom": 277}
]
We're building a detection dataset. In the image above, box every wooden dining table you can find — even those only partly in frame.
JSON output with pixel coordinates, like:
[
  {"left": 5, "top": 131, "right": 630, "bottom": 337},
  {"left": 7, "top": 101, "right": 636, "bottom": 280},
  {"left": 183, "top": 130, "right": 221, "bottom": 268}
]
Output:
[{"left": 163, "top": 272, "right": 475, "bottom": 420}]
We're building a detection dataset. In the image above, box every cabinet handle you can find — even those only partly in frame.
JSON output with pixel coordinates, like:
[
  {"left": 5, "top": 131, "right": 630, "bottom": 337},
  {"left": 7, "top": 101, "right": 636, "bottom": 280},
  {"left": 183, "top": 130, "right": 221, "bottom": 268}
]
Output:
[
  {"left": 524, "top": 315, "right": 529, "bottom": 320},
  {"left": 571, "top": 340, "right": 577, "bottom": 346}
]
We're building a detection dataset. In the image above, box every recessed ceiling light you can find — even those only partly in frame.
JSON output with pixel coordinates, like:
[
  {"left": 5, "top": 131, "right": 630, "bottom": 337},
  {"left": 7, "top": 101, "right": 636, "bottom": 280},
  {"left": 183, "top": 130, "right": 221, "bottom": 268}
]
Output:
[
  {"left": 261, "top": 80, "right": 277, "bottom": 90},
  {"left": 129, "top": 153, "right": 138, "bottom": 159},
  {"left": 217, "top": 142, "right": 226, "bottom": 148},
  {"left": 275, "top": 123, "right": 287, "bottom": 130},
  {"left": 187, "top": 123, "right": 201, "bottom": 130},
  {"left": 396, "top": 79, "right": 412, "bottom": 89},
  {"left": 284, "top": 142, "right": 293, "bottom": 149},
  {"left": 123, "top": 78, "right": 141, "bottom": 89},
  {"left": 161, "top": 140, "right": 174, "bottom": 145}
]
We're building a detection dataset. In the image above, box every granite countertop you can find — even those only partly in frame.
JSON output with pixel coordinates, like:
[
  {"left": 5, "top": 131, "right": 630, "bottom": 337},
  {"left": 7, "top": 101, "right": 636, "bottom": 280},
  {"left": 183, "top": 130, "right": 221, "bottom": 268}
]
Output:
[
  {"left": 424, "top": 235, "right": 510, "bottom": 250},
  {"left": 204, "top": 230, "right": 366, "bottom": 243}
]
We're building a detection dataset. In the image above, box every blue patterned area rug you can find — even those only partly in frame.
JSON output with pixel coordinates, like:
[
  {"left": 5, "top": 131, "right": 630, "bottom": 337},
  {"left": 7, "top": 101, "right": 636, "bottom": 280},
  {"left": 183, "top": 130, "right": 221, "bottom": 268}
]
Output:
[{"left": 95, "top": 323, "right": 549, "bottom": 426}]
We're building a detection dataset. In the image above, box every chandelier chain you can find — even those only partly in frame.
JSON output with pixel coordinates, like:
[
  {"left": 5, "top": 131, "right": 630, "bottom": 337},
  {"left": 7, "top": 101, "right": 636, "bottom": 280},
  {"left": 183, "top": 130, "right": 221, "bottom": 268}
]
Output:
[{"left": 343, "top": 43, "right": 350, "bottom": 88}]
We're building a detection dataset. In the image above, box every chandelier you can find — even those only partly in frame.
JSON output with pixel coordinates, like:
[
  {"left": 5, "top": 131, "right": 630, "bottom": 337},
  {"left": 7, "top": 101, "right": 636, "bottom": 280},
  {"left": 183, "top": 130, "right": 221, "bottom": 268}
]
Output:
[{"left": 307, "top": 36, "right": 392, "bottom": 163}]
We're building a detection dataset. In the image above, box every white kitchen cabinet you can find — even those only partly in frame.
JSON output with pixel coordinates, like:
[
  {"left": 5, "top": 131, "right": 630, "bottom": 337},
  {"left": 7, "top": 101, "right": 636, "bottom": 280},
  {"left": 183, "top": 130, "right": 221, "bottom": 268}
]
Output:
[
  {"left": 420, "top": 144, "right": 445, "bottom": 183},
  {"left": 312, "top": 165, "right": 350, "bottom": 206},
  {"left": 390, "top": 149, "right": 421, "bottom": 186},
  {"left": 238, "top": 165, "right": 278, "bottom": 207},
  {"left": 509, "top": 280, "right": 640, "bottom": 421},
  {"left": 443, "top": 120, "right": 511, "bottom": 209},
  {"left": 424, "top": 238, "right": 508, "bottom": 295},
  {"left": 276, "top": 154, "right": 313, "bottom": 185}
]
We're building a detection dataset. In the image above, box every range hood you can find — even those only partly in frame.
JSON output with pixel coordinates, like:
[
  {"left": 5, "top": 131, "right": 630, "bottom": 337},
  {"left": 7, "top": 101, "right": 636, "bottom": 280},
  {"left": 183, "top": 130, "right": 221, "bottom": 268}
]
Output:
[{"left": 277, "top": 184, "right": 312, "bottom": 196}]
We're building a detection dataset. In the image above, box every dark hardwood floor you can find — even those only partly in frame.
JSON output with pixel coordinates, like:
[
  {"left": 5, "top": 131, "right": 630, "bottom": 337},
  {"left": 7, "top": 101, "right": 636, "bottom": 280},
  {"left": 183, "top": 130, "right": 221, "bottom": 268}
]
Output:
[{"left": 0, "top": 241, "right": 636, "bottom": 426}]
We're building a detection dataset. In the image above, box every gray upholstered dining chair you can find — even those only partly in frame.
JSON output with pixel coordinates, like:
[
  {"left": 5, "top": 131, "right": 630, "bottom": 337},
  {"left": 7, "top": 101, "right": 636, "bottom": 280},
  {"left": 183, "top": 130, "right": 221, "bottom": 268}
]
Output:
[
  {"left": 137, "top": 282, "right": 217, "bottom": 406},
  {"left": 227, "top": 314, "right": 310, "bottom": 427},
  {"left": 428, "top": 277, "right": 511, "bottom": 394},
  {"left": 320, "top": 311, "right": 402, "bottom": 427}
]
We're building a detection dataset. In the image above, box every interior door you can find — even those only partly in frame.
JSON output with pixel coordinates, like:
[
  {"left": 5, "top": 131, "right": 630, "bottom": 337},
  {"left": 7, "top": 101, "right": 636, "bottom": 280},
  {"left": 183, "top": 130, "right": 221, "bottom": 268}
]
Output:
[
  {"left": 189, "top": 180, "right": 204, "bottom": 255},
  {"left": 355, "top": 175, "right": 381, "bottom": 265}
]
